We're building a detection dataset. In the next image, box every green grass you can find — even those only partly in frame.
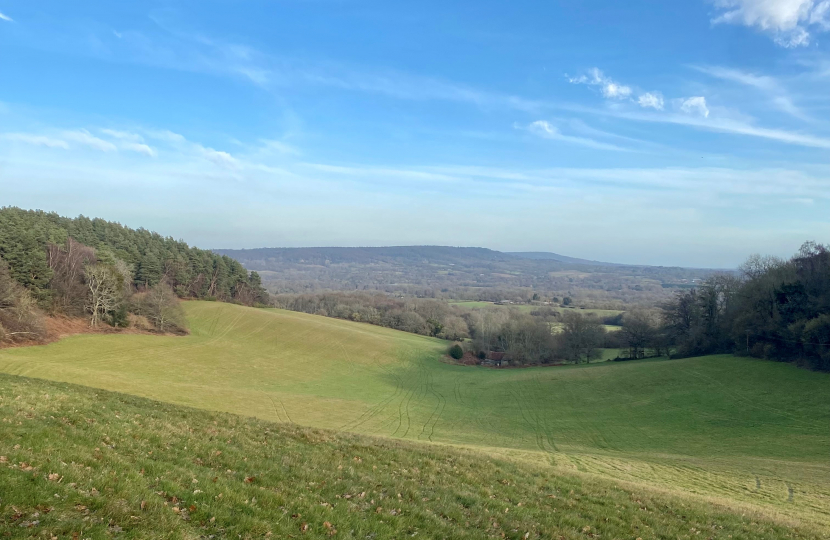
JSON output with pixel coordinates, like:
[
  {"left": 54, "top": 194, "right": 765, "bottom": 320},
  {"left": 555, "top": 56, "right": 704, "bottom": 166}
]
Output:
[
  {"left": 1, "top": 302, "right": 829, "bottom": 532},
  {"left": 1, "top": 374, "right": 825, "bottom": 539}
]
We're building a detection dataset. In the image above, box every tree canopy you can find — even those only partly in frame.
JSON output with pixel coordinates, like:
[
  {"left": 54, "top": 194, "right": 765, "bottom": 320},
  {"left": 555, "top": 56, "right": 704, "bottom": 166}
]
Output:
[{"left": 0, "top": 207, "right": 266, "bottom": 306}]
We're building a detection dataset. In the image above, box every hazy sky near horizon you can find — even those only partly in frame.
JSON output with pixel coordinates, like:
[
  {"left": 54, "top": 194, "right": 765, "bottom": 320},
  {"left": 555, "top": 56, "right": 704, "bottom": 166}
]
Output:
[{"left": 2, "top": 1, "right": 830, "bottom": 267}]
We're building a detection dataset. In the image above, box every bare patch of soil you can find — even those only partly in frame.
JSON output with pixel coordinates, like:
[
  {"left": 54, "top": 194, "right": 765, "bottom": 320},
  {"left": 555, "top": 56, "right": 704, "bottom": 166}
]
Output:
[{"left": 1, "top": 315, "right": 181, "bottom": 349}]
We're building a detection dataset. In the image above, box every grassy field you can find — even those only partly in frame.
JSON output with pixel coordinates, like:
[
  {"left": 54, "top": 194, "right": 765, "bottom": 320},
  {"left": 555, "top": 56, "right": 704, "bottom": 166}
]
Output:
[
  {"left": 449, "top": 301, "right": 623, "bottom": 318},
  {"left": 1, "top": 301, "right": 828, "bottom": 532},
  {"left": 448, "top": 302, "right": 625, "bottom": 331},
  {"left": 3, "top": 375, "right": 823, "bottom": 540}
]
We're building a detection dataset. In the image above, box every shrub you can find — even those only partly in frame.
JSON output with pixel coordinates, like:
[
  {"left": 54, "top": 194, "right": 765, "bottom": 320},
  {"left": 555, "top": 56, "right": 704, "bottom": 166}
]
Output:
[{"left": 448, "top": 343, "right": 464, "bottom": 360}]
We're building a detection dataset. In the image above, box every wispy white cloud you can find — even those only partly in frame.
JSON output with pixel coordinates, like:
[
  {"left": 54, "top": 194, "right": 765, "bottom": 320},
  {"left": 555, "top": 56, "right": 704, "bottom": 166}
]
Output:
[
  {"left": 813, "top": 0, "right": 830, "bottom": 28},
  {"left": 2, "top": 133, "right": 69, "bottom": 149},
  {"left": 637, "top": 92, "right": 664, "bottom": 110},
  {"left": 0, "top": 11, "right": 13, "bottom": 22},
  {"left": 316, "top": 162, "right": 830, "bottom": 205},
  {"left": 691, "top": 65, "right": 811, "bottom": 120},
  {"left": 100, "top": 128, "right": 143, "bottom": 142},
  {"left": 711, "top": 0, "right": 830, "bottom": 47},
  {"left": 201, "top": 147, "right": 240, "bottom": 169},
  {"left": 581, "top": 104, "right": 830, "bottom": 148},
  {"left": 4, "top": 114, "right": 830, "bottom": 267},
  {"left": 98, "top": 129, "right": 157, "bottom": 157},
  {"left": 63, "top": 130, "right": 118, "bottom": 152},
  {"left": 258, "top": 139, "right": 300, "bottom": 155},
  {"left": 525, "top": 120, "right": 629, "bottom": 152},
  {"left": 568, "top": 68, "right": 669, "bottom": 113},
  {"left": 121, "top": 142, "right": 157, "bottom": 157},
  {"left": 147, "top": 130, "right": 187, "bottom": 144},
  {"left": 679, "top": 96, "right": 710, "bottom": 117},
  {"left": 692, "top": 64, "right": 777, "bottom": 90},
  {"left": 112, "top": 26, "right": 544, "bottom": 114},
  {"left": 568, "top": 68, "right": 632, "bottom": 100}
]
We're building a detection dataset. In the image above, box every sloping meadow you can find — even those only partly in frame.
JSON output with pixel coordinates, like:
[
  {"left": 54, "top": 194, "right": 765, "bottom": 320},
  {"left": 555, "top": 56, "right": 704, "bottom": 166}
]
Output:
[
  {"left": 1, "top": 374, "right": 825, "bottom": 539},
  {"left": 0, "top": 301, "right": 829, "bottom": 533}
]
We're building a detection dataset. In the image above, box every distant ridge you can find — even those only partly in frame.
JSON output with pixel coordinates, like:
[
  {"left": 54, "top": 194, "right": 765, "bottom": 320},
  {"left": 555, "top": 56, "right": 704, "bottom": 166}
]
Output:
[
  {"left": 213, "top": 245, "right": 717, "bottom": 297},
  {"left": 214, "top": 246, "right": 624, "bottom": 267},
  {"left": 214, "top": 246, "right": 515, "bottom": 266},
  {"left": 507, "top": 251, "right": 621, "bottom": 267}
]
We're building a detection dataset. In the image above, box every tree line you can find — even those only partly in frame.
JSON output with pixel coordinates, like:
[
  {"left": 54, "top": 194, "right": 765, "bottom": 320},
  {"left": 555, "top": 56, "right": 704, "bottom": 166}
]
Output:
[
  {"left": 662, "top": 242, "right": 830, "bottom": 371},
  {"left": 0, "top": 207, "right": 268, "bottom": 343},
  {"left": 272, "top": 292, "right": 470, "bottom": 340},
  {"left": 273, "top": 290, "right": 633, "bottom": 364},
  {"left": 469, "top": 243, "right": 830, "bottom": 370}
]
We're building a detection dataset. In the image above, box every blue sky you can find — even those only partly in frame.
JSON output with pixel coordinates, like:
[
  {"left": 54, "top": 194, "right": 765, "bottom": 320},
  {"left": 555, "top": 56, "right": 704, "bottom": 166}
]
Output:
[{"left": 1, "top": 0, "right": 830, "bottom": 267}]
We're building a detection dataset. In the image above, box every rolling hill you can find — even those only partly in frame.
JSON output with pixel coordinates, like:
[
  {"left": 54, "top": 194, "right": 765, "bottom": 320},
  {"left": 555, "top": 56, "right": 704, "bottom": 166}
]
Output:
[
  {"left": 508, "top": 251, "right": 620, "bottom": 266},
  {"left": 0, "top": 301, "right": 828, "bottom": 532},
  {"left": 4, "top": 374, "right": 823, "bottom": 539}
]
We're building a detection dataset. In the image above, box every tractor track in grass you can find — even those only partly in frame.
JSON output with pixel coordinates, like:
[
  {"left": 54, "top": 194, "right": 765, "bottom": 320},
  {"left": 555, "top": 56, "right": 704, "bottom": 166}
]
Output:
[
  {"left": 339, "top": 343, "right": 414, "bottom": 434},
  {"left": 505, "top": 377, "right": 546, "bottom": 452},
  {"left": 268, "top": 396, "right": 286, "bottom": 424},
  {"left": 418, "top": 358, "right": 447, "bottom": 442},
  {"left": 552, "top": 366, "right": 614, "bottom": 451},
  {"left": 397, "top": 366, "right": 418, "bottom": 439},
  {"left": 528, "top": 372, "right": 559, "bottom": 452},
  {"left": 340, "top": 363, "right": 404, "bottom": 433}
]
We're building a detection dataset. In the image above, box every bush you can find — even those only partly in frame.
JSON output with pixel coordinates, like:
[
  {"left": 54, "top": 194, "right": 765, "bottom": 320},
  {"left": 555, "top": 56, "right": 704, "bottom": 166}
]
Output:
[
  {"left": 448, "top": 343, "right": 464, "bottom": 360},
  {"left": 130, "top": 283, "right": 188, "bottom": 334}
]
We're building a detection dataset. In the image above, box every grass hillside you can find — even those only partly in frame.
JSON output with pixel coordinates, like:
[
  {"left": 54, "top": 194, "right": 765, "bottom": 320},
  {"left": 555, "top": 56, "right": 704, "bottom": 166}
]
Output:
[
  {"left": 1, "top": 374, "right": 825, "bottom": 539},
  {"left": 1, "top": 301, "right": 828, "bottom": 531}
]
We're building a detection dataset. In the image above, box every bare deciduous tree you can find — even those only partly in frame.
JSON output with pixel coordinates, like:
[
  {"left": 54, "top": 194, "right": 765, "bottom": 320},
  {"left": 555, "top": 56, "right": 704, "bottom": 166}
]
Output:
[
  {"left": 144, "top": 281, "right": 186, "bottom": 333},
  {"left": 47, "top": 238, "right": 96, "bottom": 315},
  {"left": 621, "top": 310, "right": 657, "bottom": 359},
  {"left": 558, "top": 311, "right": 605, "bottom": 363}
]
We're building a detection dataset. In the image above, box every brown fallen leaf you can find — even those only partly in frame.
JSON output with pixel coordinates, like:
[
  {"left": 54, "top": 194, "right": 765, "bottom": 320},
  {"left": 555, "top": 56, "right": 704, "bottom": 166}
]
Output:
[
  {"left": 300, "top": 522, "right": 309, "bottom": 532},
  {"left": 244, "top": 476, "right": 256, "bottom": 483},
  {"left": 140, "top": 500, "right": 146, "bottom": 511}
]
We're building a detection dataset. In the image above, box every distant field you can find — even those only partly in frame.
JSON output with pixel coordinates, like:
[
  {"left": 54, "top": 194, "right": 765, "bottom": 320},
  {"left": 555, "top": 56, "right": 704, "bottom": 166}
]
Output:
[
  {"left": 1, "top": 301, "right": 828, "bottom": 530},
  {"left": 449, "top": 301, "right": 623, "bottom": 319}
]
